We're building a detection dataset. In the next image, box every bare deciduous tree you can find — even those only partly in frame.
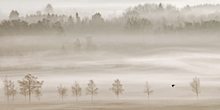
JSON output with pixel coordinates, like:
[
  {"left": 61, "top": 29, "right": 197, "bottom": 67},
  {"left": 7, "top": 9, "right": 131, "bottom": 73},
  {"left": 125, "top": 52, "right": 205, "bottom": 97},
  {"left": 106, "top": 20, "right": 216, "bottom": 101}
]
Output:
[
  {"left": 18, "top": 74, "right": 44, "bottom": 103},
  {"left": 57, "top": 84, "right": 68, "bottom": 102},
  {"left": 144, "top": 81, "right": 153, "bottom": 101},
  {"left": 111, "top": 79, "right": 124, "bottom": 99},
  {"left": 3, "top": 76, "right": 17, "bottom": 103},
  {"left": 71, "top": 81, "right": 82, "bottom": 102},
  {"left": 190, "top": 77, "right": 201, "bottom": 99},
  {"left": 86, "top": 80, "right": 98, "bottom": 103}
]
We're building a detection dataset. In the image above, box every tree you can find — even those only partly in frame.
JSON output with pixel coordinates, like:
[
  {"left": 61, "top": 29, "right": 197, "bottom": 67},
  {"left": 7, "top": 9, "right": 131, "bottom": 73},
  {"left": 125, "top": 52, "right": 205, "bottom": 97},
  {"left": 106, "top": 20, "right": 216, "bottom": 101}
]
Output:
[
  {"left": 35, "top": 88, "right": 42, "bottom": 101},
  {"left": 144, "top": 81, "right": 153, "bottom": 101},
  {"left": 10, "top": 82, "right": 17, "bottom": 102},
  {"left": 71, "top": 81, "right": 82, "bottom": 102},
  {"left": 45, "top": 4, "right": 54, "bottom": 14},
  {"left": 86, "top": 80, "right": 98, "bottom": 103},
  {"left": 190, "top": 77, "right": 201, "bottom": 99},
  {"left": 18, "top": 74, "right": 44, "bottom": 103},
  {"left": 91, "top": 12, "right": 104, "bottom": 25},
  {"left": 67, "top": 16, "right": 74, "bottom": 25},
  {"left": 76, "top": 12, "right": 81, "bottom": 24},
  {"left": 3, "top": 76, "right": 17, "bottom": 103},
  {"left": 111, "top": 79, "right": 124, "bottom": 99},
  {"left": 57, "top": 84, "right": 68, "bottom": 102},
  {"left": 19, "top": 86, "right": 28, "bottom": 101},
  {"left": 9, "top": 10, "right": 19, "bottom": 20}
]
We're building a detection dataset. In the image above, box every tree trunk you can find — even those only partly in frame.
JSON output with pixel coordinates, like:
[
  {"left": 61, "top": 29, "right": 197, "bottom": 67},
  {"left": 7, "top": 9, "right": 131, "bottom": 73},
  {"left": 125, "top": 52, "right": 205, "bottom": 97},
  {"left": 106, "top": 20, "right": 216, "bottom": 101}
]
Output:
[
  {"left": 12, "top": 95, "right": 15, "bottom": 102},
  {"left": 29, "top": 93, "right": 31, "bottom": 103},
  {"left": 62, "top": 95, "right": 63, "bottom": 102},
  {"left": 7, "top": 95, "right": 9, "bottom": 104},
  {"left": 91, "top": 94, "right": 93, "bottom": 103},
  {"left": 28, "top": 80, "right": 31, "bottom": 104}
]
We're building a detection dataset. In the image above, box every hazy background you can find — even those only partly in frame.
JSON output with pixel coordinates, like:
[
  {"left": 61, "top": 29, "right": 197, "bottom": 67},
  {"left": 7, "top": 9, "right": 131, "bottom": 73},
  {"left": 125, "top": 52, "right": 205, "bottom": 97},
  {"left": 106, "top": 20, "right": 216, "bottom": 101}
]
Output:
[{"left": 1, "top": 0, "right": 220, "bottom": 19}]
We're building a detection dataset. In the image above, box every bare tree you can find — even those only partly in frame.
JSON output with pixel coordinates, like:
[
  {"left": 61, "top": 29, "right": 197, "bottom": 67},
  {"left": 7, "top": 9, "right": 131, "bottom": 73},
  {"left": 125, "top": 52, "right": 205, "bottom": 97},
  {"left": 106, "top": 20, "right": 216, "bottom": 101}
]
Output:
[
  {"left": 190, "top": 77, "right": 201, "bottom": 99},
  {"left": 57, "top": 84, "right": 68, "bottom": 102},
  {"left": 111, "top": 79, "right": 124, "bottom": 99},
  {"left": 86, "top": 80, "right": 98, "bottom": 103},
  {"left": 71, "top": 81, "right": 82, "bottom": 102},
  {"left": 3, "top": 76, "right": 17, "bottom": 103},
  {"left": 18, "top": 74, "right": 44, "bottom": 103},
  {"left": 144, "top": 81, "right": 153, "bottom": 101}
]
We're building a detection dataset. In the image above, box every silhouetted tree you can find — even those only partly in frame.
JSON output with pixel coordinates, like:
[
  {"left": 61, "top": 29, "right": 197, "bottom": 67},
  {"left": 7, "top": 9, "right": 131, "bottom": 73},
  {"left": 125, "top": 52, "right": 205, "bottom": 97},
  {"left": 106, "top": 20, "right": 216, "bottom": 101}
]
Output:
[
  {"left": 144, "top": 81, "right": 153, "bottom": 101},
  {"left": 91, "top": 12, "right": 104, "bottom": 25},
  {"left": 9, "top": 10, "right": 19, "bottom": 20},
  {"left": 159, "top": 3, "right": 163, "bottom": 9},
  {"left": 18, "top": 74, "right": 44, "bottom": 103},
  {"left": 45, "top": 4, "right": 54, "bottom": 14},
  {"left": 71, "top": 81, "right": 82, "bottom": 102},
  {"left": 67, "top": 16, "right": 74, "bottom": 26},
  {"left": 57, "top": 84, "right": 68, "bottom": 102},
  {"left": 86, "top": 80, "right": 98, "bottom": 103},
  {"left": 111, "top": 79, "right": 124, "bottom": 99},
  {"left": 190, "top": 77, "right": 201, "bottom": 99},
  {"left": 76, "top": 12, "right": 81, "bottom": 24}
]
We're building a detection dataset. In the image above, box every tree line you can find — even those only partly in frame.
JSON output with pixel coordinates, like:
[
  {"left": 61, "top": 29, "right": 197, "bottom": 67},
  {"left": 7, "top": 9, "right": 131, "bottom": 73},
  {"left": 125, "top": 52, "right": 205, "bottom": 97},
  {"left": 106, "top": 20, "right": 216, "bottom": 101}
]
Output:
[
  {"left": 1, "top": 3, "right": 220, "bottom": 36},
  {"left": 2, "top": 74, "right": 201, "bottom": 104}
]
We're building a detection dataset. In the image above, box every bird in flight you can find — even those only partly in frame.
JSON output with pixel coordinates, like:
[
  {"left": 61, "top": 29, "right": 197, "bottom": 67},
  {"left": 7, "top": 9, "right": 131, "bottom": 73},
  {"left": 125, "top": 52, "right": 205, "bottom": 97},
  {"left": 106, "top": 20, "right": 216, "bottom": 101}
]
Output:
[{"left": 171, "top": 84, "right": 175, "bottom": 88}]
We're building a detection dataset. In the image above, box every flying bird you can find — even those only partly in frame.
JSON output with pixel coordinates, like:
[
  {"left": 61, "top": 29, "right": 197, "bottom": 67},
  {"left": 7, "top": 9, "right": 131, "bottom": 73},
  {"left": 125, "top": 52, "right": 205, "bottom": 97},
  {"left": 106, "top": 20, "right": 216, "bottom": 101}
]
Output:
[{"left": 171, "top": 84, "right": 175, "bottom": 88}]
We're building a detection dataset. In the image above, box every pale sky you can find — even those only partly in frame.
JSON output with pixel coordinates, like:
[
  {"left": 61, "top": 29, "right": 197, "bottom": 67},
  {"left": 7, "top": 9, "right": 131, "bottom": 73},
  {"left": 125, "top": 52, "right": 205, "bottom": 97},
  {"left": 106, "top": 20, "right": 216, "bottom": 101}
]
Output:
[{"left": 0, "top": 0, "right": 220, "bottom": 19}]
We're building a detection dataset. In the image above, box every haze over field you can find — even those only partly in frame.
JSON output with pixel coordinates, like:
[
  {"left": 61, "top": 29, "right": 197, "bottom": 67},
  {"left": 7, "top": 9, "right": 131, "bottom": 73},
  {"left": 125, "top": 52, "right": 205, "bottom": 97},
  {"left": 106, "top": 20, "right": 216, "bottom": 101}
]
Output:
[{"left": 0, "top": 0, "right": 220, "bottom": 110}]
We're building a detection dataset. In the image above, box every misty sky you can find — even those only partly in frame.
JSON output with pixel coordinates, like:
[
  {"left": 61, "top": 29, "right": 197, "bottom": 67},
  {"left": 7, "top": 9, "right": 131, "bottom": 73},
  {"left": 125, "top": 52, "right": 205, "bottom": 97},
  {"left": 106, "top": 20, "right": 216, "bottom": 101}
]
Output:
[{"left": 0, "top": 0, "right": 220, "bottom": 19}]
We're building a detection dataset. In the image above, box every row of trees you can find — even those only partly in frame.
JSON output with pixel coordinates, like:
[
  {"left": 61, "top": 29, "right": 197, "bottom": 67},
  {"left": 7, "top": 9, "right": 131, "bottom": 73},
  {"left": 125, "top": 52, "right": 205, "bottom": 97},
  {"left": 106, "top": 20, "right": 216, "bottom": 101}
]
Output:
[
  {"left": 3, "top": 74, "right": 43, "bottom": 103},
  {"left": 3, "top": 74, "right": 201, "bottom": 104}
]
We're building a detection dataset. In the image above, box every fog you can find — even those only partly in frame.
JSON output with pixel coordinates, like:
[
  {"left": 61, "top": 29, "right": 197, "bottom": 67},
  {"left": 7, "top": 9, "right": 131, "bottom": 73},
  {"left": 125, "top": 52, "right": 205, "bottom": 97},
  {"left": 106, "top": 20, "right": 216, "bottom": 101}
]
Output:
[
  {"left": 1, "top": 0, "right": 220, "bottom": 19},
  {"left": 0, "top": 1, "right": 220, "bottom": 110}
]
